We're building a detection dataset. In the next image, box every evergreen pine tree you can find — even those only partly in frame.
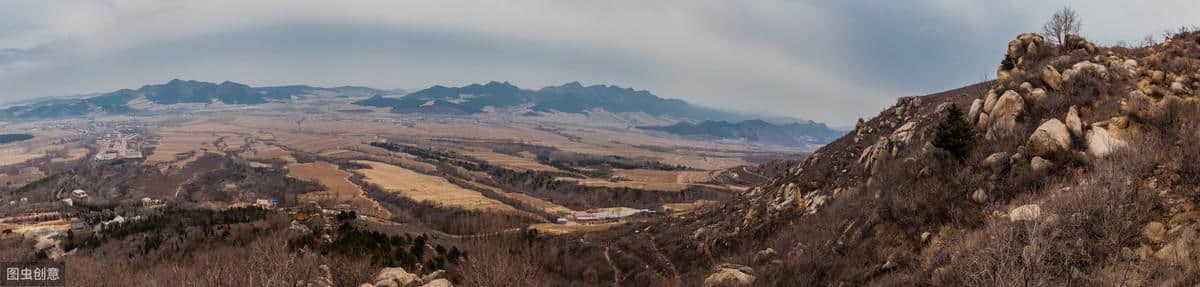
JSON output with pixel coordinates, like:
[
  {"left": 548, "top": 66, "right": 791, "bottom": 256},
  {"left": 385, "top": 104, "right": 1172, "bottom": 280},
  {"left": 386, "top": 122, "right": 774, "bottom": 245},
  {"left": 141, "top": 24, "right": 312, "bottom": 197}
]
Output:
[{"left": 932, "top": 104, "right": 977, "bottom": 159}]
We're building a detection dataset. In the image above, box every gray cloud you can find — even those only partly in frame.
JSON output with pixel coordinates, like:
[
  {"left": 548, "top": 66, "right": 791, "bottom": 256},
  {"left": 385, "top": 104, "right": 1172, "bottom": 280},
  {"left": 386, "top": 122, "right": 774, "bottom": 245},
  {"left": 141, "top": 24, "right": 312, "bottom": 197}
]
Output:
[{"left": 0, "top": 0, "right": 1196, "bottom": 125}]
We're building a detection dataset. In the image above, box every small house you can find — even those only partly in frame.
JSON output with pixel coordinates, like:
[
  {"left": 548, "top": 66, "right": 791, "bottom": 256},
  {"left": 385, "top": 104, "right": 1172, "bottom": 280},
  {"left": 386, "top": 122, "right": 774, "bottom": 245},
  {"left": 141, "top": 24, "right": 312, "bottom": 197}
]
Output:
[{"left": 255, "top": 199, "right": 275, "bottom": 208}]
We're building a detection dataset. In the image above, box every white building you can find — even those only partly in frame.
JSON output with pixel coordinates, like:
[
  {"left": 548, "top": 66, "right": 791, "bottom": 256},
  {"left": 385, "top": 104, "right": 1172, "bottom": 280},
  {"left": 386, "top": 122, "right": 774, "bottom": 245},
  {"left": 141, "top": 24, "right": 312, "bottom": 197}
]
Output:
[{"left": 72, "top": 189, "right": 88, "bottom": 200}]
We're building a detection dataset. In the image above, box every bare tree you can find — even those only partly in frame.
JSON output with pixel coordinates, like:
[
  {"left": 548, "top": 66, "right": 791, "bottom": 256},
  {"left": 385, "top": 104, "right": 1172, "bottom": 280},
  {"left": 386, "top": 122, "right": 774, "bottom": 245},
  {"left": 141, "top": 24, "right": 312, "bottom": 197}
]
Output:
[{"left": 1041, "top": 6, "right": 1081, "bottom": 47}]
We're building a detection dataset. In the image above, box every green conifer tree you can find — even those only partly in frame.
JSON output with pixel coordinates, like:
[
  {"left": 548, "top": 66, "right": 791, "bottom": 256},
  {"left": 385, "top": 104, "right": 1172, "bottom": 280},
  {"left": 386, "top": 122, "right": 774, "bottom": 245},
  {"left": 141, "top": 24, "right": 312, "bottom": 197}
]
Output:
[{"left": 932, "top": 104, "right": 978, "bottom": 159}]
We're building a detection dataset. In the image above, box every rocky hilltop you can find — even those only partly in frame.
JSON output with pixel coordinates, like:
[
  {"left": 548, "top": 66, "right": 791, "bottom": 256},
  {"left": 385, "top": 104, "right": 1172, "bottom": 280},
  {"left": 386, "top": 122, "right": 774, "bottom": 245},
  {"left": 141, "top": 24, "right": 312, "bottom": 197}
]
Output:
[{"left": 619, "top": 29, "right": 1200, "bottom": 285}]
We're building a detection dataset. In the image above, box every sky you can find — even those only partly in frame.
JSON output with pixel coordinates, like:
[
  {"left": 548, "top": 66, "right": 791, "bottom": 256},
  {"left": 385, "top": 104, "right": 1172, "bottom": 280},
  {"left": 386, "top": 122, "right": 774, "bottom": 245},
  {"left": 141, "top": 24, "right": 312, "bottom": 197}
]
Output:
[{"left": 0, "top": 1, "right": 1196, "bottom": 126}]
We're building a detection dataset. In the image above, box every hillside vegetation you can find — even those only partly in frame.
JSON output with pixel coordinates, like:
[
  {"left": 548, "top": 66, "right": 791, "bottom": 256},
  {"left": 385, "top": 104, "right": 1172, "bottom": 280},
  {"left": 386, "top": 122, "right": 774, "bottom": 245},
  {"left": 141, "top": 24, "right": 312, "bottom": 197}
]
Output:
[{"left": 651, "top": 28, "right": 1200, "bottom": 286}]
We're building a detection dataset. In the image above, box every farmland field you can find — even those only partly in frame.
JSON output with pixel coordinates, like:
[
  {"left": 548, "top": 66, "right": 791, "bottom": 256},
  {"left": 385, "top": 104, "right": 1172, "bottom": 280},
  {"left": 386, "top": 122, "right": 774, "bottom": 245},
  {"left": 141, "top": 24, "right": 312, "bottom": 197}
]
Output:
[
  {"left": 459, "top": 147, "right": 559, "bottom": 172},
  {"left": 287, "top": 161, "right": 391, "bottom": 218},
  {"left": 352, "top": 160, "right": 519, "bottom": 213}
]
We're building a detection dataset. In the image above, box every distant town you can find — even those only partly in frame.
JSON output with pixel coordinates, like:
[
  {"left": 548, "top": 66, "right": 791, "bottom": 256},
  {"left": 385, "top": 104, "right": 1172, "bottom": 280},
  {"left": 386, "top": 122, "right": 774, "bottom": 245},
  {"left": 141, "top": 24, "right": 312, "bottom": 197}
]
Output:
[{"left": 94, "top": 132, "right": 143, "bottom": 160}]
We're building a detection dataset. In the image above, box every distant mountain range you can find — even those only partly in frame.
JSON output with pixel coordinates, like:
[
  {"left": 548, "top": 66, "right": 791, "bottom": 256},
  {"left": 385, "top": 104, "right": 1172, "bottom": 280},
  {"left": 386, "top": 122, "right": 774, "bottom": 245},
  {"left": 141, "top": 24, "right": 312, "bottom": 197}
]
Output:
[
  {"left": 0, "top": 79, "right": 844, "bottom": 146},
  {"left": 639, "top": 119, "right": 842, "bottom": 147},
  {"left": 354, "top": 81, "right": 845, "bottom": 146},
  {"left": 0, "top": 79, "right": 391, "bottom": 119},
  {"left": 355, "top": 81, "right": 764, "bottom": 121}
]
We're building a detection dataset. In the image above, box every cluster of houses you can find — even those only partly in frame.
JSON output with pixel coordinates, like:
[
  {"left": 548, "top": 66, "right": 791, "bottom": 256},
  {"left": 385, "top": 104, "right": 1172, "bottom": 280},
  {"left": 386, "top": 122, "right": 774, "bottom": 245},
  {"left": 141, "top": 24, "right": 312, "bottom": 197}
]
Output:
[
  {"left": 94, "top": 132, "right": 143, "bottom": 160},
  {"left": 7, "top": 197, "right": 29, "bottom": 206}
]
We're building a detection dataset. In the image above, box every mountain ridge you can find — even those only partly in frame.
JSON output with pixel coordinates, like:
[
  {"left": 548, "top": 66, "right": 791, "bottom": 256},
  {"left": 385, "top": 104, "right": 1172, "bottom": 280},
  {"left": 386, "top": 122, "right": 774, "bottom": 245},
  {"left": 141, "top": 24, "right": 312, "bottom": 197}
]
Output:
[
  {"left": 0, "top": 79, "right": 843, "bottom": 147},
  {"left": 354, "top": 81, "right": 817, "bottom": 123},
  {"left": 0, "top": 79, "right": 395, "bottom": 119},
  {"left": 639, "top": 119, "right": 843, "bottom": 147}
]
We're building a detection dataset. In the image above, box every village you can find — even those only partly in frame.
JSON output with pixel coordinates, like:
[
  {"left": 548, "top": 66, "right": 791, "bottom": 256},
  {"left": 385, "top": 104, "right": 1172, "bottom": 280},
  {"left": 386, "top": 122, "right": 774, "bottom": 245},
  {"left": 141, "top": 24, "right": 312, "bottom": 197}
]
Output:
[
  {"left": 0, "top": 187, "right": 287, "bottom": 260},
  {"left": 92, "top": 132, "right": 143, "bottom": 161}
]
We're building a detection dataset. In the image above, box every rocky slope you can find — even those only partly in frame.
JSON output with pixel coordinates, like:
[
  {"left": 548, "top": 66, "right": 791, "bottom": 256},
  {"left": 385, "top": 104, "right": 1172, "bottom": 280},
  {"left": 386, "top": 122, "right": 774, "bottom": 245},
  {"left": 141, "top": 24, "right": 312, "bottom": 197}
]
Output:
[{"left": 619, "top": 29, "right": 1200, "bottom": 286}]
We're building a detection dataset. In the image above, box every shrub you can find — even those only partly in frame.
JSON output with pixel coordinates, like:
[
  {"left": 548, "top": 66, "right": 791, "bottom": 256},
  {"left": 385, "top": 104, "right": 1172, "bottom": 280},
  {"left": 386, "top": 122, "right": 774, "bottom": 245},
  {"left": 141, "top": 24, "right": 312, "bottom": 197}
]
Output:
[{"left": 932, "top": 104, "right": 978, "bottom": 159}]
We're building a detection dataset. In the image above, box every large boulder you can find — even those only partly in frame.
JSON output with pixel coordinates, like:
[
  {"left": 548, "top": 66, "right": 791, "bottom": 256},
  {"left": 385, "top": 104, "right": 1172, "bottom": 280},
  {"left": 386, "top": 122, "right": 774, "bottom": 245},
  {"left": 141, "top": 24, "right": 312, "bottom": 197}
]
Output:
[
  {"left": 1027, "top": 88, "right": 1047, "bottom": 104},
  {"left": 982, "top": 152, "right": 1011, "bottom": 173},
  {"left": 374, "top": 267, "right": 422, "bottom": 287},
  {"left": 983, "top": 90, "right": 999, "bottom": 114},
  {"left": 1063, "top": 34, "right": 1096, "bottom": 53},
  {"left": 1150, "top": 70, "right": 1166, "bottom": 84},
  {"left": 997, "top": 67, "right": 1014, "bottom": 82},
  {"left": 976, "top": 112, "right": 990, "bottom": 130},
  {"left": 1019, "top": 82, "right": 1034, "bottom": 94},
  {"left": 1027, "top": 119, "right": 1072, "bottom": 157},
  {"left": 422, "top": 279, "right": 453, "bottom": 287},
  {"left": 859, "top": 139, "right": 891, "bottom": 173},
  {"left": 971, "top": 188, "right": 989, "bottom": 203},
  {"left": 990, "top": 90, "right": 1025, "bottom": 133},
  {"left": 1017, "top": 33, "right": 1045, "bottom": 46},
  {"left": 968, "top": 99, "right": 984, "bottom": 123},
  {"left": 1065, "top": 105, "right": 1083, "bottom": 138},
  {"left": 1086, "top": 125, "right": 1127, "bottom": 158},
  {"left": 1153, "top": 225, "right": 1199, "bottom": 269},
  {"left": 1172, "top": 81, "right": 1187, "bottom": 94},
  {"left": 420, "top": 270, "right": 445, "bottom": 284},
  {"left": 890, "top": 121, "right": 918, "bottom": 145},
  {"left": 997, "top": 33, "right": 1046, "bottom": 81},
  {"left": 1062, "top": 61, "right": 1108, "bottom": 82},
  {"left": 1120, "top": 59, "right": 1139, "bottom": 75},
  {"left": 1010, "top": 204, "right": 1042, "bottom": 222},
  {"left": 1030, "top": 156, "right": 1054, "bottom": 175},
  {"left": 1007, "top": 39, "right": 1026, "bottom": 59},
  {"left": 704, "top": 264, "right": 756, "bottom": 287},
  {"left": 1042, "top": 65, "right": 1064, "bottom": 91}
]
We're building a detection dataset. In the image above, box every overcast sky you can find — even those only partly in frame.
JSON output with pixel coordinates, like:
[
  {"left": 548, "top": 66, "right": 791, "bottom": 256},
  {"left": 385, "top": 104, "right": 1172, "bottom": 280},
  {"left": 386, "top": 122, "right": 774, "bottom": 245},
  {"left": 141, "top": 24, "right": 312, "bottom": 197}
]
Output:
[{"left": 0, "top": 1, "right": 1196, "bottom": 125}]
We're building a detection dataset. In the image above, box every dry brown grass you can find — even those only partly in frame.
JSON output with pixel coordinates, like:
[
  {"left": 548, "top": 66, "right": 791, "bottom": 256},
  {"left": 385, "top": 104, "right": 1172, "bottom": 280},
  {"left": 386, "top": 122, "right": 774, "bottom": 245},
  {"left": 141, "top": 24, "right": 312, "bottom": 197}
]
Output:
[
  {"left": 0, "top": 147, "right": 43, "bottom": 166},
  {"left": 455, "top": 179, "right": 574, "bottom": 215},
  {"left": 0, "top": 167, "right": 45, "bottom": 188},
  {"left": 662, "top": 200, "right": 718, "bottom": 213},
  {"left": 557, "top": 177, "right": 688, "bottom": 192},
  {"left": 146, "top": 132, "right": 219, "bottom": 171},
  {"left": 460, "top": 147, "right": 559, "bottom": 172},
  {"left": 528, "top": 221, "right": 625, "bottom": 235},
  {"left": 151, "top": 112, "right": 794, "bottom": 173},
  {"left": 66, "top": 231, "right": 323, "bottom": 287},
  {"left": 352, "top": 160, "right": 518, "bottom": 213},
  {"left": 242, "top": 142, "right": 295, "bottom": 163},
  {"left": 49, "top": 148, "right": 89, "bottom": 163},
  {"left": 558, "top": 170, "right": 734, "bottom": 192},
  {"left": 288, "top": 161, "right": 391, "bottom": 218},
  {"left": 0, "top": 128, "right": 85, "bottom": 166}
]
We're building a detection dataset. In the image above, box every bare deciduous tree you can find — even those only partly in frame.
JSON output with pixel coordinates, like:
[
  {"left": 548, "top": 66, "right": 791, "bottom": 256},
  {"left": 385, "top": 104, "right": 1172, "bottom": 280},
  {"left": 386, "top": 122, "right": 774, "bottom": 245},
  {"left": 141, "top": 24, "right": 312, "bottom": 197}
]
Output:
[{"left": 1041, "top": 6, "right": 1081, "bottom": 47}]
